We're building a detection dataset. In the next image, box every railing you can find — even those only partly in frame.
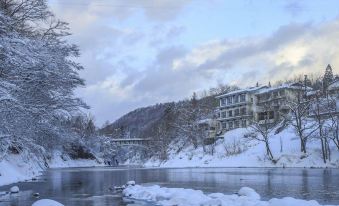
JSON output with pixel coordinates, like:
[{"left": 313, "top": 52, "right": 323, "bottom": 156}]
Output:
[
  {"left": 111, "top": 138, "right": 150, "bottom": 146},
  {"left": 258, "top": 119, "right": 275, "bottom": 124}
]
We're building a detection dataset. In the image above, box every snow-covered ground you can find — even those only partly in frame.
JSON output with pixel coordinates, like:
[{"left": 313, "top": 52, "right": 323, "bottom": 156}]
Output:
[
  {"left": 32, "top": 199, "right": 64, "bottom": 206},
  {"left": 0, "top": 151, "right": 103, "bottom": 187},
  {"left": 48, "top": 151, "right": 102, "bottom": 168},
  {"left": 0, "top": 155, "right": 43, "bottom": 186},
  {"left": 123, "top": 184, "right": 337, "bottom": 206},
  {"left": 144, "top": 126, "right": 339, "bottom": 168}
]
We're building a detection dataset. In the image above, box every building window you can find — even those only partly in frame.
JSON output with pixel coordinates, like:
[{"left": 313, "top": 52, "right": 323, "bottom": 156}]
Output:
[
  {"left": 235, "top": 108, "right": 240, "bottom": 116},
  {"left": 227, "top": 97, "right": 232, "bottom": 105},
  {"left": 228, "top": 110, "right": 233, "bottom": 117},
  {"left": 241, "top": 120, "right": 247, "bottom": 127},
  {"left": 234, "top": 95, "right": 239, "bottom": 103},
  {"left": 240, "top": 107, "right": 246, "bottom": 115},
  {"left": 220, "top": 98, "right": 226, "bottom": 106},
  {"left": 258, "top": 111, "right": 274, "bottom": 121},
  {"left": 221, "top": 111, "right": 226, "bottom": 118},
  {"left": 228, "top": 121, "right": 233, "bottom": 129},
  {"left": 240, "top": 94, "right": 246, "bottom": 102},
  {"left": 279, "top": 90, "right": 285, "bottom": 96},
  {"left": 269, "top": 111, "right": 274, "bottom": 119},
  {"left": 222, "top": 122, "right": 227, "bottom": 129},
  {"left": 234, "top": 120, "right": 239, "bottom": 128}
]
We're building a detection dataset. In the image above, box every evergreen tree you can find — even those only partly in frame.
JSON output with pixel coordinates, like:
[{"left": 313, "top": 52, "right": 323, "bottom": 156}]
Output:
[{"left": 323, "top": 64, "right": 334, "bottom": 90}]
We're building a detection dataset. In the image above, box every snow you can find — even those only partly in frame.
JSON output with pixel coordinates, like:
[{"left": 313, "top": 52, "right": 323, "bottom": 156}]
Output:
[
  {"left": 48, "top": 151, "right": 102, "bottom": 169},
  {"left": 0, "top": 155, "right": 43, "bottom": 186},
  {"left": 238, "top": 187, "right": 260, "bottom": 200},
  {"left": 0, "top": 151, "right": 103, "bottom": 187},
  {"left": 9, "top": 186, "right": 19, "bottom": 193},
  {"left": 216, "top": 86, "right": 267, "bottom": 98},
  {"left": 328, "top": 80, "right": 339, "bottom": 90},
  {"left": 123, "top": 184, "right": 335, "bottom": 206},
  {"left": 256, "top": 83, "right": 312, "bottom": 94},
  {"left": 32, "top": 199, "right": 64, "bottom": 206},
  {"left": 144, "top": 126, "right": 339, "bottom": 168},
  {"left": 126, "top": 180, "right": 136, "bottom": 186}
]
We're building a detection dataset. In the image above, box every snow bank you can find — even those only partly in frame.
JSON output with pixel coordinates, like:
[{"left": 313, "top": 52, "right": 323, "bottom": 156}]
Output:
[
  {"left": 0, "top": 151, "right": 103, "bottom": 187},
  {"left": 144, "top": 126, "right": 339, "bottom": 168},
  {"left": 0, "top": 155, "right": 44, "bottom": 186},
  {"left": 48, "top": 151, "right": 102, "bottom": 168},
  {"left": 123, "top": 184, "right": 335, "bottom": 206},
  {"left": 32, "top": 199, "right": 64, "bottom": 206}
]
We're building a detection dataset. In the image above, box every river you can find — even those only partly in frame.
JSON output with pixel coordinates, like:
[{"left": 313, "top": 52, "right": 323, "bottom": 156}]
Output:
[{"left": 0, "top": 167, "right": 338, "bottom": 205}]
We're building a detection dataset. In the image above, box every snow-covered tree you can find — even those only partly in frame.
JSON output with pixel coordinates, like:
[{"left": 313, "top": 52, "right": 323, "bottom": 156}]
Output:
[
  {"left": 323, "top": 64, "right": 334, "bottom": 91},
  {"left": 0, "top": 0, "right": 87, "bottom": 161}
]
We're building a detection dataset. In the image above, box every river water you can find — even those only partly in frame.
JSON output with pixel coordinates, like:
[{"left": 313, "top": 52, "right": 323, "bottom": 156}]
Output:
[{"left": 0, "top": 167, "right": 338, "bottom": 205}]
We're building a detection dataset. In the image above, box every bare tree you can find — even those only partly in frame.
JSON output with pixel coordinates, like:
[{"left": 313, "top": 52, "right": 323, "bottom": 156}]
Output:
[
  {"left": 311, "top": 94, "right": 331, "bottom": 163},
  {"left": 325, "top": 95, "right": 339, "bottom": 150},
  {"left": 249, "top": 103, "right": 277, "bottom": 162},
  {"left": 284, "top": 89, "right": 318, "bottom": 153}
]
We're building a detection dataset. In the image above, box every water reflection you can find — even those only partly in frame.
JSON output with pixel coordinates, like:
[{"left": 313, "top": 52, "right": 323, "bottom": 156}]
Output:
[{"left": 0, "top": 167, "right": 338, "bottom": 206}]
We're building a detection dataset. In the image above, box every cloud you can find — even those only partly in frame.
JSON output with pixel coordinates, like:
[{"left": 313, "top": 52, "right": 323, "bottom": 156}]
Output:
[
  {"left": 80, "top": 18, "right": 339, "bottom": 124},
  {"left": 171, "top": 19, "right": 339, "bottom": 86},
  {"left": 50, "top": 0, "right": 194, "bottom": 22},
  {"left": 49, "top": 1, "right": 339, "bottom": 125},
  {"left": 284, "top": 1, "right": 305, "bottom": 16}
]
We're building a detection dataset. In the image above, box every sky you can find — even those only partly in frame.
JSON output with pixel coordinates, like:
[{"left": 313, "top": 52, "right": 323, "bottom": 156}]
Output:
[{"left": 48, "top": 0, "right": 339, "bottom": 125}]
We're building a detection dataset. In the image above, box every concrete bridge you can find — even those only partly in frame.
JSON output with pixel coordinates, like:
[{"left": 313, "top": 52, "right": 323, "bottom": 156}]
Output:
[{"left": 111, "top": 138, "right": 151, "bottom": 147}]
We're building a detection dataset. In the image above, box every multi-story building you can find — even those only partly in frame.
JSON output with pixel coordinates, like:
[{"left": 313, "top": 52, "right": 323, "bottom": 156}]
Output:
[
  {"left": 215, "top": 85, "right": 267, "bottom": 132},
  {"left": 255, "top": 82, "right": 309, "bottom": 125},
  {"left": 328, "top": 77, "right": 339, "bottom": 97},
  {"left": 216, "top": 83, "right": 311, "bottom": 133}
]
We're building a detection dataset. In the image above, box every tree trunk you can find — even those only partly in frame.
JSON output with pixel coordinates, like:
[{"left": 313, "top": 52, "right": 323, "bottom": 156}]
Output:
[
  {"left": 320, "top": 137, "right": 326, "bottom": 164},
  {"left": 265, "top": 139, "right": 274, "bottom": 162}
]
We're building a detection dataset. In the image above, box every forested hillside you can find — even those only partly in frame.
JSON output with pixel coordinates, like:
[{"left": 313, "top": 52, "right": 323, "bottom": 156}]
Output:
[{"left": 100, "top": 85, "right": 237, "bottom": 161}]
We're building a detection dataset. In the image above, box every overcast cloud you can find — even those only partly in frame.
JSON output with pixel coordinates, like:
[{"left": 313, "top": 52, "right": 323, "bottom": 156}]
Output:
[{"left": 49, "top": 0, "right": 339, "bottom": 125}]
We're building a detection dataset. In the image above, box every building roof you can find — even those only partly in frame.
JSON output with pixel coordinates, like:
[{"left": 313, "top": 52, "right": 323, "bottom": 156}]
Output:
[
  {"left": 216, "top": 86, "right": 268, "bottom": 98},
  {"left": 328, "top": 78, "right": 339, "bottom": 90},
  {"left": 256, "top": 83, "right": 313, "bottom": 94}
]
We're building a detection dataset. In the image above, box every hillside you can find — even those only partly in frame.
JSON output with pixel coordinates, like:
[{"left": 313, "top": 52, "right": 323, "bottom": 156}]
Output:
[
  {"left": 99, "top": 94, "right": 219, "bottom": 160},
  {"left": 99, "top": 103, "right": 175, "bottom": 139},
  {"left": 143, "top": 125, "right": 339, "bottom": 168}
]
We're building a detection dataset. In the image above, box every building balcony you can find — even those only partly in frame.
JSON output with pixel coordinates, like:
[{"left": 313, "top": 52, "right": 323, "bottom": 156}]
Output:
[
  {"left": 219, "top": 101, "right": 251, "bottom": 109},
  {"left": 217, "top": 114, "right": 253, "bottom": 121},
  {"left": 258, "top": 119, "right": 275, "bottom": 125}
]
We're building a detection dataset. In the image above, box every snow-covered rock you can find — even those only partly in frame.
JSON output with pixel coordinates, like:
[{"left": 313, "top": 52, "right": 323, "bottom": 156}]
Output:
[
  {"left": 32, "top": 199, "right": 64, "bottom": 206},
  {"left": 123, "top": 184, "right": 335, "bottom": 206},
  {"left": 238, "top": 187, "right": 260, "bottom": 200},
  {"left": 10, "top": 186, "right": 19, "bottom": 193},
  {"left": 126, "top": 180, "right": 135, "bottom": 186}
]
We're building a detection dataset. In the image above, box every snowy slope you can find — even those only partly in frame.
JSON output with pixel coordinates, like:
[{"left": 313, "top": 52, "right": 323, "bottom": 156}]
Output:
[
  {"left": 0, "top": 151, "right": 103, "bottom": 187},
  {"left": 144, "top": 126, "right": 339, "bottom": 168},
  {"left": 0, "top": 155, "right": 43, "bottom": 186}
]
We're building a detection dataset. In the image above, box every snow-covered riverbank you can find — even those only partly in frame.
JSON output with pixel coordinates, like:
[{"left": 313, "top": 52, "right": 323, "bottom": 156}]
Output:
[
  {"left": 0, "top": 152, "right": 102, "bottom": 187},
  {"left": 143, "top": 127, "right": 339, "bottom": 168},
  {"left": 123, "top": 184, "right": 338, "bottom": 206}
]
